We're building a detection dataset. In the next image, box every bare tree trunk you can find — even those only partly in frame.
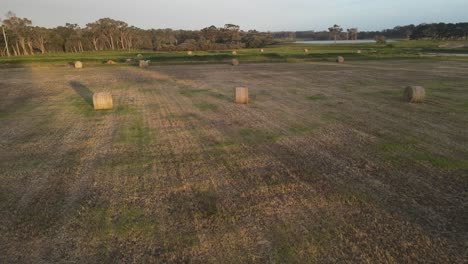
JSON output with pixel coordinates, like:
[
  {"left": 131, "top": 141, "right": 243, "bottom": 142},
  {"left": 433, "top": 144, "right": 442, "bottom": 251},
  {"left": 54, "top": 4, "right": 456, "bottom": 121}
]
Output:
[
  {"left": 19, "top": 37, "right": 29, "bottom": 55},
  {"left": 120, "top": 34, "right": 126, "bottom": 49},
  {"left": 2, "top": 26, "right": 10, "bottom": 56},
  {"left": 15, "top": 42, "right": 21, "bottom": 55},
  {"left": 127, "top": 36, "right": 133, "bottom": 50},
  {"left": 92, "top": 38, "right": 98, "bottom": 51},
  {"left": 27, "top": 39, "right": 34, "bottom": 55},
  {"left": 12, "top": 45, "right": 18, "bottom": 56},
  {"left": 78, "top": 41, "right": 84, "bottom": 52},
  {"left": 38, "top": 37, "right": 46, "bottom": 54},
  {"left": 110, "top": 35, "right": 115, "bottom": 50}
]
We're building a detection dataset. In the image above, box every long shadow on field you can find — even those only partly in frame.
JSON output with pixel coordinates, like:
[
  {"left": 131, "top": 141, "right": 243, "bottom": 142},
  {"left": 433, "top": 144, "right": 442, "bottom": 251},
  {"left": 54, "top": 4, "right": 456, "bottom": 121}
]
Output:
[{"left": 69, "top": 81, "right": 93, "bottom": 106}]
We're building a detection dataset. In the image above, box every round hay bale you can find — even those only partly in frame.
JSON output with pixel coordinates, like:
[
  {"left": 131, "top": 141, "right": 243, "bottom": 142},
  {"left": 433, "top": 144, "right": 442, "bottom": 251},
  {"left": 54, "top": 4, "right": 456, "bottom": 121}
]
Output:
[
  {"left": 137, "top": 54, "right": 143, "bottom": 58},
  {"left": 74, "top": 61, "right": 83, "bottom": 69},
  {"left": 260, "top": 49, "right": 264, "bottom": 53},
  {"left": 231, "top": 59, "right": 239, "bottom": 66},
  {"left": 106, "top": 60, "right": 117, "bottom": 65},
  {"left": 404, "top": 86, "right": 425, "bottom": 103},
  {"left": 336, "top": 56, "right": 344, "bottom": 63},
  {"left": 139, "top": 60, "right": 150, "bottom": 68},
  {"left": 187, "top": 51, "right": 193, "bottom": 55},
  {"left": 232, "top": 51, "right": 237, "bottom": 55},
  {"left": 234, "top": 87, "right": 248, "bottom": 104},
  {"left": 93, "top": 92, "right": 113, "bottom": 110},
  {"left": 357, "top": 50, "right": 362, "bottom": 54},
  {"left": 304, "top": 48, "right": 308, "bottom": 53}
]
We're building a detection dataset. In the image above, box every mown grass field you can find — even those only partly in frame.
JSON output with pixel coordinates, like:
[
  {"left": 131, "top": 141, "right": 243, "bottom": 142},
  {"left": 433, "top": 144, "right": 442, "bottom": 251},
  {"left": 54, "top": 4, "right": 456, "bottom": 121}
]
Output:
[{"left": 0, "top": 42, "right": 467, "bottom": 262}]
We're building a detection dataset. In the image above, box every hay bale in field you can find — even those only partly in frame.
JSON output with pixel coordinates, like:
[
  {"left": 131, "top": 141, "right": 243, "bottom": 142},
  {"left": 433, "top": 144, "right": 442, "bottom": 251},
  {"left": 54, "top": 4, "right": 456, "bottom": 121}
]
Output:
[
  {"left": 93, "top": 92, "right": 113, "bottom": 110},
  {"left": 231, "top": 59, "right": 239, "bottom": 66},
  {"left": 106, "top": 60, "right": 117, "bottom": 65},
  {"left": 404, "top": 86, "right": 425, "bottom": 103},
  {"left": 357, "top": 50, "right": 362, "bottom": 54},
  {"left": 187, "top": 51, "right": 193, "bottom": 55},
  {"left": 234, "top": 87, "right": 248, "bottom": 104},
  {"left": 232, "top": 51, "right": 237, "bottom": 55},
  {"left": 304, "top": 48, "right": 308, "bottom": 53},
  {"left": 260, "top": 49, "right": 264, "bottom": 53},
  {"left": 336, "top": 56, "right": 344, "bottom": 63},
  {"left": 137, "top": 54, "right": 143, "bottom": 58},
  {"left": 139, "top": 60, "right": 150, "bottom": 68},
  {"left": 74, "top": 61, "right": 83, "bottom": 69}
]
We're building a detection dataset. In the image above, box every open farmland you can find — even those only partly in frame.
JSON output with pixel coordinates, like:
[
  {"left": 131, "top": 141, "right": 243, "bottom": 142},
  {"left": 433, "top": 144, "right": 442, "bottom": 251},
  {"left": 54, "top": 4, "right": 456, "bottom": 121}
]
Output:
[{"left": 0, "top": 59, "right": 467, "bottom": 262}]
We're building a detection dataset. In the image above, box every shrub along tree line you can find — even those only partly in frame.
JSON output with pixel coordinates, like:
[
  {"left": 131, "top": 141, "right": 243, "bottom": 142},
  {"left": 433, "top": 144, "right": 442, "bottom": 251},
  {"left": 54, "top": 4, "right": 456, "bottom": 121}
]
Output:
[{"left": 0, "top": 12, "right": 274, "bottom": 56}]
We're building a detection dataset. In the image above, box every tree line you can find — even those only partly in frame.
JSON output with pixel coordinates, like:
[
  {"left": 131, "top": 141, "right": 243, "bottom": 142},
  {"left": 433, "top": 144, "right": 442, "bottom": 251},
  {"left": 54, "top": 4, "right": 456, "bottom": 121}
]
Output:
[
  {"left": 2, "top": 11, "right": 467, "bottom": 57},
  {"left": 273, "top": 22, "right": 468, "bottom": 41},
  {"left": 0, "top": 12, "right": 273, "bottom": 56}
]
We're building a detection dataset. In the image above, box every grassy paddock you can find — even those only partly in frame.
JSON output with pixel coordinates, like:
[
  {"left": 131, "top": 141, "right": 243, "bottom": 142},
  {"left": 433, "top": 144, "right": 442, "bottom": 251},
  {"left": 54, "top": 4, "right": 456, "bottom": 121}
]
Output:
[
  {"left": 1, "top": 40, "right": 468, "bottom": 66},
  {"left": 0, "top": 38, "right": 467, "bottom": 263},
  {"left": 0, "top": 57, "right": 467, "bottom": 262}
]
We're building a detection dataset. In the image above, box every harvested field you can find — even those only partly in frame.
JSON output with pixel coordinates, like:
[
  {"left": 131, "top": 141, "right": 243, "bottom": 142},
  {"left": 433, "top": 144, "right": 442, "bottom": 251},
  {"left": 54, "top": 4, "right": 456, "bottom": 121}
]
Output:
[{"left": 0, "top": 60, "right": 467, "bottom": 263}]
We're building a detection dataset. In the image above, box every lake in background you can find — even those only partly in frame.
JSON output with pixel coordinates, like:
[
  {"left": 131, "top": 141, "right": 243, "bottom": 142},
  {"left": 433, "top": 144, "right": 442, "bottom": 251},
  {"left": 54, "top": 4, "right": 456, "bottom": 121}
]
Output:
[{"left": 295, "top": 40, "right": 397, "bottom": 44}]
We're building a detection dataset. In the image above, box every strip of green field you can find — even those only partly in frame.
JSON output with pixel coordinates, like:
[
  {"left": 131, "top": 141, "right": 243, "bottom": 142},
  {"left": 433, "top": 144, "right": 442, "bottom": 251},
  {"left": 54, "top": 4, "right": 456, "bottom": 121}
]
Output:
[{"left": 0, "top": 40, "right": 467, "bottom": 65}]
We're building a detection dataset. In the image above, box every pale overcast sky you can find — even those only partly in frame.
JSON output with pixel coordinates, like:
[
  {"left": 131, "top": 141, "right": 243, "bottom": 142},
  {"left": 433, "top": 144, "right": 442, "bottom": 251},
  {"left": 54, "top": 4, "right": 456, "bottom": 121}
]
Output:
[{"left": 2, "top": 0, "right": 467, "bottom": 31}]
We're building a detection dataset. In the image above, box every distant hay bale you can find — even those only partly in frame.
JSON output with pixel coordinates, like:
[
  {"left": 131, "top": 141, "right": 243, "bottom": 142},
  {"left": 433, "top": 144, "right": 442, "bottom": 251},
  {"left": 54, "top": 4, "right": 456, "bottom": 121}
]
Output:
[
  {"left": 137, "top": 54, "right": 143, "bottom": 58},
  {"left": 260, "top": 49, "right": 264, "bottom": 53},
  {"left": 404, "top": 86, "right": 425, "bottom": 103},
  {"left": 357, "top": 50, "right": 362, "bottom": 54},
  {"left": 304, "top": 48, "right": 308, "bottom": 53},
  {"left": 234, "top": 87, "right": 248, "bottom": 104},
  {"left": 139, "top": 60, "right": 150, "bottom": 68},
  {"left": 187, "top": 51, "right": 193, "bottom": 55},
  {"left": 231, "top": 59, "right": 239, "bottom": 66},
  {"left": 232, "top": 51, "right": 237, "bottom": 55},
  {"left": 336, "top": 56, "right": 344, "bottom": 63},
  {"left": 93, "top": 92, "right": 113, "bottom": 110},
  {"left": 106, "top": 60, "right": 117, "bottom": 65},
  {"left": 74, "top": 61, "right": 83, "bottom": 69}
]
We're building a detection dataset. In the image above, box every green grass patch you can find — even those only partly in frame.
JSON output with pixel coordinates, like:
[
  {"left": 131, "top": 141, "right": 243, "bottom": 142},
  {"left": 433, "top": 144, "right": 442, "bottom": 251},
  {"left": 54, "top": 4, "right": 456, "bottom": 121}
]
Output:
[
  {"left": 194, "top": 102, "right": 218, "bottom": 111},
  {"left": 85, "top": 206, "right": 158, "bottom": 240},
  {"left": 413, "top": 152, "right": 468, "bottom": 170},
  {"left": 306, "top": 94, "right": 327, "bottom": 101},
  {"left": 100, "top": 153, "right": 154, "bottom": 174},
  {"left": 179, "top": 88, "right": 210, "bottom": 97},
  {"left": 236, "top": 128, "right": 281, "bottom": 144},
  {"left": 114, "top": 116, "right": 154, "bottom": 145},
  {"left": 0, "top": 102, "right": 39, "bottom": 119},
  {"left": 377, "top": 138, "right": 468, "bottom": 170},
  {"left": 289, "top": 123, "right": 320, "bottom": 135},
  {"left": 207, "top": 91, "right": 230, "bottom": 101},
  {"left": 194, "top": 188, "right": 218, "bottom": 217}
]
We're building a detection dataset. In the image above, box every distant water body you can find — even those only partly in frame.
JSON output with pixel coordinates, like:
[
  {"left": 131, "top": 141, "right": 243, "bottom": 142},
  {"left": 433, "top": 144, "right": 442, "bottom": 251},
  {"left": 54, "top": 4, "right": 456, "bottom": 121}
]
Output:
[{"left": 294, "top": 40, "right": 398, "bottom": 44}]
